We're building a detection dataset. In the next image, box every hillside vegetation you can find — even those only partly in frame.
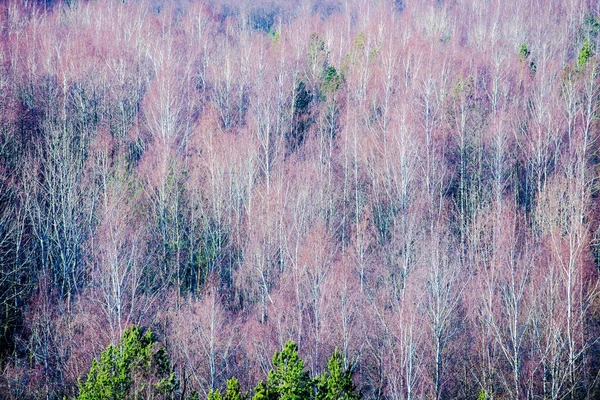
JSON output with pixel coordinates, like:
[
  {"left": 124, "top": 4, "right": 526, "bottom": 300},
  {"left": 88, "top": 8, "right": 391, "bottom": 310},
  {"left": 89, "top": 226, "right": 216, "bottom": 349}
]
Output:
[{"left": 1, "top": 0, "right": 600, "bottom": 399}]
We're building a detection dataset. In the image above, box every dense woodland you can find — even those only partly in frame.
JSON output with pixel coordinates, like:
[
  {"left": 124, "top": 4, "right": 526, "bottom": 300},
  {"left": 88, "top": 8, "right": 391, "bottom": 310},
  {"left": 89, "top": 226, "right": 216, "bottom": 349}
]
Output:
[{"left": 1, "top": 0, "right": 600, "bottom": 398}]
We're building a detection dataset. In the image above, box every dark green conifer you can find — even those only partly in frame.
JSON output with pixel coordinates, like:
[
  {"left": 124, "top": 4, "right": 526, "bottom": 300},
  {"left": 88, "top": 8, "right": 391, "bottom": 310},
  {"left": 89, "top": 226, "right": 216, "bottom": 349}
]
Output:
[
  {"left": 315, "top": 349, "right": 360, "bottom": 400},
  {"left": 76, "top": 325, "right": 176, "bottom": 400},
  {"left": 267, "top": 341, "right": 311, "bottom": 400}
]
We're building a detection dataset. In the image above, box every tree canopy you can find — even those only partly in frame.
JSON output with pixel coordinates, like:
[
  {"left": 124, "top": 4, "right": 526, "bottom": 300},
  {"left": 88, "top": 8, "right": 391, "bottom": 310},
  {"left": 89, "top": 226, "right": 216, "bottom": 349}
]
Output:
[{"left": 76, "top": 326, "right": 176, "bottom": 400}]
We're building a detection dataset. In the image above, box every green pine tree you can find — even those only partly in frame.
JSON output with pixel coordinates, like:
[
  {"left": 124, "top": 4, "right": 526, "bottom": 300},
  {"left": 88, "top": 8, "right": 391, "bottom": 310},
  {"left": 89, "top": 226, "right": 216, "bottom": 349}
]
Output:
[
  {"left": 209, "top": 377, "right": 247, "bottom": 400},
  {"left": 577, "top": 37, "right": 594, "bottom": 70},
  {"left": 518, "top": 43, "right": 530, "bottom": 61},
  {"left": 224, "top": 378, "right": 247, "bottom": 400},
  {"left": 315, "top": 349, "right": 360, "bottom": 400},
  {"left": 251, "top": 381, "right": 272, "bottom": 400},
  {"left": 76, "top": 325, "right": 177, "bottom": 400},
  {"left": 267, "top": 342, "right": 311, "bottom": 400},
  {"left": 209, "top": 389, "right": 224, "bottom": 400}
]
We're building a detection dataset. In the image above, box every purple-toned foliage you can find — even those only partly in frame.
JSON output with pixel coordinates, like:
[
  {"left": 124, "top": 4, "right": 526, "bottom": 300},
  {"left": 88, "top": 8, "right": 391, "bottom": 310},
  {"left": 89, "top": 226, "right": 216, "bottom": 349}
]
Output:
[{"left": 0, "top": 0, "right": 599, "bottom": 399}]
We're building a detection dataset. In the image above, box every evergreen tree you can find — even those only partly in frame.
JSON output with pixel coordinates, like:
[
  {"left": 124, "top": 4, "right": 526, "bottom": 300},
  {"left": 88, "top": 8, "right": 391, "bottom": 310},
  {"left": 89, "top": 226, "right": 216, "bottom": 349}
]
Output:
[
  {"left": 208, "top": 389, "right": 224, "bottom": 400},
  {"left": 315, "top": 349, "right": 360, "bottom": 400},
  {"left": 76, "top": 325, "right": 177, "bottom": 400},
  {"left": 577, "top": 37, "right": 594, "bottom": 70},
  {"left": 210, "top": 378, "right": 247, "bottom": 400},
  {"left": 251, "top": 381, "right": 272, "bottom": 400},
  {"left": 225, "top": 345, "right": 359, "bottom": 400},
  {"left": 225, "top": 378, "right": 246, "bottom": 400},
  {"left": 266, "top": 342, "right": 311, "bottom": 400}
]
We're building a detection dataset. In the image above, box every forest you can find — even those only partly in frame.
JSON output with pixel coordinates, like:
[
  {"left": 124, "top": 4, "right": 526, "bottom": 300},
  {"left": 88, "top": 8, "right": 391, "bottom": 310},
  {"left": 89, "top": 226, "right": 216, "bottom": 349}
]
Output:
[{"left": 1, "top": 0, "right": 600, "bottom": 398}]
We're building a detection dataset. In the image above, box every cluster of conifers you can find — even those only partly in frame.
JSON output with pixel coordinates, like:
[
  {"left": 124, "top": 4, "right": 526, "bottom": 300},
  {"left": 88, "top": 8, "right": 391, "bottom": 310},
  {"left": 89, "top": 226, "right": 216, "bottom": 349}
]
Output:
[{"left": 76, "top": 326, "right": 360, "bottom": 400}]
